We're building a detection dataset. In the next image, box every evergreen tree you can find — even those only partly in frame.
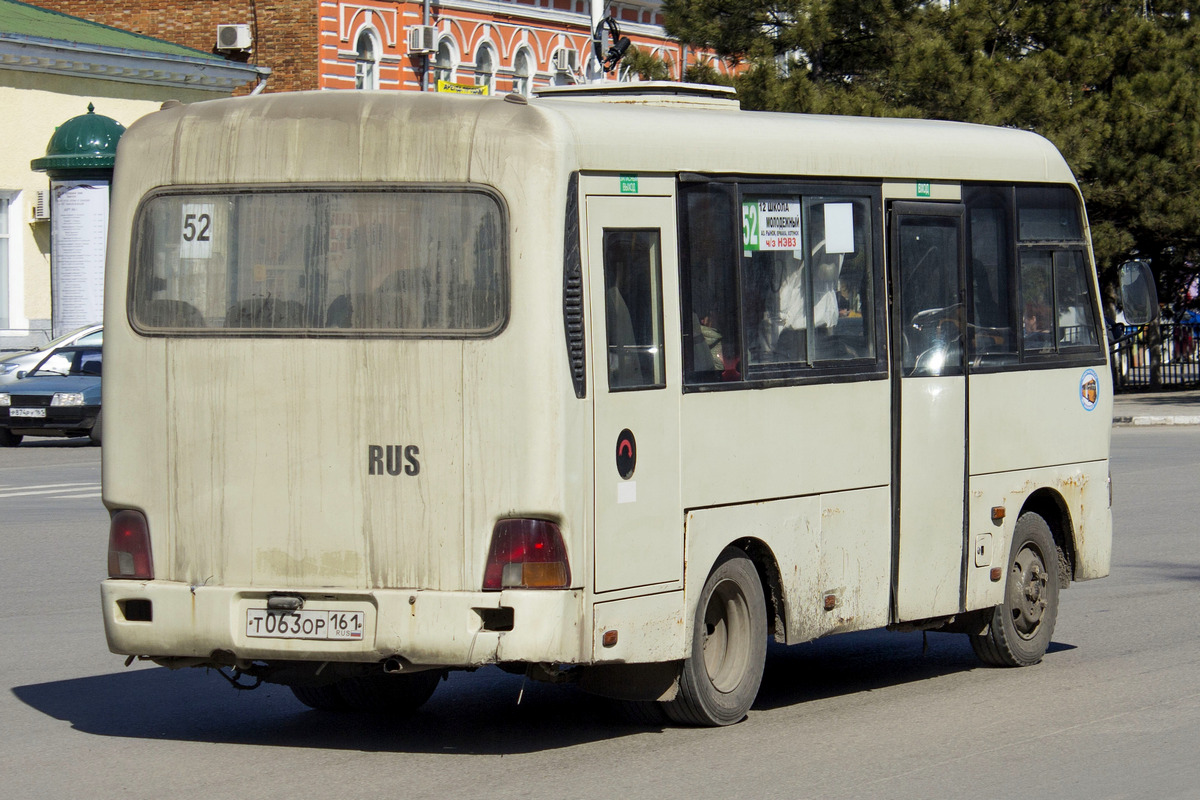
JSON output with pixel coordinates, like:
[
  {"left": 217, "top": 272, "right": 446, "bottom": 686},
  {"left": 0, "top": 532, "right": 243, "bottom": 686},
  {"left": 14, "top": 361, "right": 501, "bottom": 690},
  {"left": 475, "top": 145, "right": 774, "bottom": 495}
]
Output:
[{"left": 662, "top": 0, "right": 1200, "bottom": 305}]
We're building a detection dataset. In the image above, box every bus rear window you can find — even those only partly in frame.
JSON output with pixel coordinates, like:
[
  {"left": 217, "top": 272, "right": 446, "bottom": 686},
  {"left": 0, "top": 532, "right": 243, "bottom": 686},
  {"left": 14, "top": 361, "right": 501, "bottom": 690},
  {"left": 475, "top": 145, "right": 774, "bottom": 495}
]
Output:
[{"left": 130, "top": 188, "right": 507, "bottom": 336}]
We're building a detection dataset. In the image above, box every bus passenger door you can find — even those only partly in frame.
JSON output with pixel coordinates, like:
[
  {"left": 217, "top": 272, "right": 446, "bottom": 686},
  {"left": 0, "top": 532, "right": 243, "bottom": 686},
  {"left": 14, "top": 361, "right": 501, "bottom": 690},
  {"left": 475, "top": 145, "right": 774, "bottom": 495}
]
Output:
[
  {"left": 585, "top": 193, "right": 683, "bottom": 594},
  {"left": 890, "top": 202, "right": 968, "bottom": 621}
]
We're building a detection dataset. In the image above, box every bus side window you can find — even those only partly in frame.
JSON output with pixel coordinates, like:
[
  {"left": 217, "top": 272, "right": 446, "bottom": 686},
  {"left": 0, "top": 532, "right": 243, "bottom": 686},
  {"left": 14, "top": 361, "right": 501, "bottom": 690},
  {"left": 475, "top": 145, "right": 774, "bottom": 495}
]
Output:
[
  {"left": 1015, "top": 186, "right": 1103, "bottom": 358},
  {"left": 681, "top": 183, "right": 878, "bottom": 385},
  {"left": 897, "top": 216, "right": 964, "bottom": 377},
  {"left": 809, "top": 198, "right": 874, "bottom": 363},
  {"left": 1054, "top": 251, "right": 1100, "bottom": 347},
  {"left": 965, "top": 198, "right": 1018, "bottom": 365},
  {"left": 680, "top": 184, "right": 740, "bottom": 384},
  {"left": 603, "top": 229, "right": 665, "bottom": 390},
  {"left": 1020, "top": 252, "right": 1055, "bottom": 352}
]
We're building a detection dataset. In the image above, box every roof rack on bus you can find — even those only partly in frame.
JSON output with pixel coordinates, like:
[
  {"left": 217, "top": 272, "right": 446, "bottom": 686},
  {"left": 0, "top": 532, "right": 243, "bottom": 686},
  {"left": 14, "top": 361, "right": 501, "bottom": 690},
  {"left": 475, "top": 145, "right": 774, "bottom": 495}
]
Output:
[{"left": 533, "top": 81, "right": 740, "bottom": 110}]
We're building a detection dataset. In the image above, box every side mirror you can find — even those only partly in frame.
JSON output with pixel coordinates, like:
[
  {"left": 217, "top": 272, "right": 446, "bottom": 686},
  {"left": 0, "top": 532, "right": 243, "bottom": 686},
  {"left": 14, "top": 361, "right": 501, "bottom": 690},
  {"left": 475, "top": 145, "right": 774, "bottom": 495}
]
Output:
[
  {"left": 1117, "top": 260, "right": 1158, "bottom": 326},
  {"left": 15, "top": 371, "right": 26, "bottom": 380}
]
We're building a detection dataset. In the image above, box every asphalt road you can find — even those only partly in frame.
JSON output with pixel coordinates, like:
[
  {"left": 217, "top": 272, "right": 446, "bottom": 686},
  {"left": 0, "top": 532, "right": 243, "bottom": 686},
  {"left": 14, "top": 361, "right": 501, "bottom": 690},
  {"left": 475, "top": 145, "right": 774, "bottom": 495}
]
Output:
[{"left": 0, "top": 428, "right": 1197, "bottom": 799}]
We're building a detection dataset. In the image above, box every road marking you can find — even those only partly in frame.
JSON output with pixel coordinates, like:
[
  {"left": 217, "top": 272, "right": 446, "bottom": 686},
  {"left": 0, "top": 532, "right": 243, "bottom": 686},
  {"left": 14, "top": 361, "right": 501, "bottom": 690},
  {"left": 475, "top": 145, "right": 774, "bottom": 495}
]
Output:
[
  {"left": 1, "top": 482, "right": 95, "bottom": 490},
  {"left": 0, "top": 483, "right": 101, "bottom": 499}
]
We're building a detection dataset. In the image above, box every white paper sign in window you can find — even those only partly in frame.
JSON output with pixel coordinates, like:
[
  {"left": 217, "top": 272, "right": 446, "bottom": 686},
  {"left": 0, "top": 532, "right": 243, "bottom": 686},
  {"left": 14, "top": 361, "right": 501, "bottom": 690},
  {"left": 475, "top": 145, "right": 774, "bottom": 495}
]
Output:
[
  {"left": 180, "top": 204, "right": 214, "bottom": 259},
  {"left": 824, "top": 202, "right": 855, "bottom": 254}
]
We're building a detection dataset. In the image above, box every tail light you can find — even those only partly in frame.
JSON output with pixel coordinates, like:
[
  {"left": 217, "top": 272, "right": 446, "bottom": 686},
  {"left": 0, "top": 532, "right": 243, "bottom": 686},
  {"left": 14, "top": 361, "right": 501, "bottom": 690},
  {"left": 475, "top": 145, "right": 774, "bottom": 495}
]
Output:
[
  {"left": 483, "top": 518, "right": 570, "bottom": 590},
  {"left": 108, "top": 510, "right": 153, "bottom": 580}
]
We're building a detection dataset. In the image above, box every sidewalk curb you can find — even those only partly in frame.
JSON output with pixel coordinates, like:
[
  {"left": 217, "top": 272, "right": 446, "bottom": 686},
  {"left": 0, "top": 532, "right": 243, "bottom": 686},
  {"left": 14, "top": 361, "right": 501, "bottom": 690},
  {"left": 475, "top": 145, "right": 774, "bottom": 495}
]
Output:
[{"left": 1113, "top": 415, "right": 1200, "bottom": 426}]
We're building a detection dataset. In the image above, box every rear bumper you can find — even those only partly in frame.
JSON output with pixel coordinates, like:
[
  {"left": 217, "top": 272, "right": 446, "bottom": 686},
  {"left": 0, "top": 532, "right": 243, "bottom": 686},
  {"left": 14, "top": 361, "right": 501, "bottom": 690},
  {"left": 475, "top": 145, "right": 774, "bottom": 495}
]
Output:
[{"left": 101, "top": 580, "right": 587, "bottom": 667}]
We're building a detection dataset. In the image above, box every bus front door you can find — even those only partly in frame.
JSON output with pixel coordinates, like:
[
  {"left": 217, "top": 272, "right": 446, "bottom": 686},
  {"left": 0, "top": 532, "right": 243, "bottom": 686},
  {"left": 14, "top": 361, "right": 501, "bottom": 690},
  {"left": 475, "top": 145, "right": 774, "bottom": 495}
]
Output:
[
  {"left": 890, "top": 202, "right": 968, "bottom": 621},
  {"left": 585, "top": 192, "right": 683, "bottom": 594}
]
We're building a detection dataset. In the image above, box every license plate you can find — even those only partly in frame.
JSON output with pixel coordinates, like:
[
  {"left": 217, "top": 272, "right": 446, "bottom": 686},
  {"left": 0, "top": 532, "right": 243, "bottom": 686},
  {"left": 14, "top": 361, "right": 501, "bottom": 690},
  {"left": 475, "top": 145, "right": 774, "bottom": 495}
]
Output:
[
  {"left": 245, "top": 608, "right": 365, "bottom": 640},
  {"left": 10, "top": 408, "right": 45, "bottom": 418}
]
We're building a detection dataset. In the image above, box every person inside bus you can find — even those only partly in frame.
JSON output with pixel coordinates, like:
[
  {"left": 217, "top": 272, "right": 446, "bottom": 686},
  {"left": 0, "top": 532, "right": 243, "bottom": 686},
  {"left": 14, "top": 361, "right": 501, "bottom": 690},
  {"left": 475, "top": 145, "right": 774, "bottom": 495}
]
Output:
[
  {"left": 688, "top": 291, "right": 741, "bottom": 381},
  {"left": 1023, "top": 301, "right": 1054, "bottom": 350},
  {"left": 746, "top": 250, "right": 807, "bottom": 364},
  {"left": 690, "top": 306, "right": 725, "bottom": 372},
  {"left": 746, "top": 242, "right": 842, "bottom": 366}
]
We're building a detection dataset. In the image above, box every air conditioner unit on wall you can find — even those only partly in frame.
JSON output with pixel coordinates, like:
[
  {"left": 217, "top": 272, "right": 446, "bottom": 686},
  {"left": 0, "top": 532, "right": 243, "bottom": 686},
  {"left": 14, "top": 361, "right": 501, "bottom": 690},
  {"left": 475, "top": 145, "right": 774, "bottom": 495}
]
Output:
[
  {"left": 407, "top": 25, "right": 437, "bottom": 55},
  {"left": 216, "top": 24, "right": 253, "bottom": 52},
  {"left": 30, "top": 190, "right": 50, "bottom": 222},
  {"left": 553, "top": 49, "right": 579, "bottom": 73}
]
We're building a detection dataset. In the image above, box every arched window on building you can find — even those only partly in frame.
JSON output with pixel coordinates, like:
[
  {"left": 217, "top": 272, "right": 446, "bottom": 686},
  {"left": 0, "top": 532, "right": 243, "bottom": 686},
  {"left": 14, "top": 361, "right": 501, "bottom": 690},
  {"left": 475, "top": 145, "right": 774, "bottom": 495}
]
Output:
[
  {"left": 435, "top": 38, "right": 456, "bottom": 85},
  {"left": 512, "top": 47, "right": 534, "bottom": 97},
  {"left": 475, "top": 43, "right": 495, "bottom": 94},
  {"left": 354, "top": 28, "right": 380, "bottom": 90}
]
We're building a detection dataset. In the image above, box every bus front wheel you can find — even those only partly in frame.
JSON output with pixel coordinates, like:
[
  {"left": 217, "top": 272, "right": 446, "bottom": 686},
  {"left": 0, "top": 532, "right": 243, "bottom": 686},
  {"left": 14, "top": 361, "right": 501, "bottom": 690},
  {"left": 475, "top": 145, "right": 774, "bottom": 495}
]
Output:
[
  {"left": 970, "top": 512, "right": 1060, "bottom": 667},
  {"left": 665, "top": 547, "right": 766, "bottom": 726}
]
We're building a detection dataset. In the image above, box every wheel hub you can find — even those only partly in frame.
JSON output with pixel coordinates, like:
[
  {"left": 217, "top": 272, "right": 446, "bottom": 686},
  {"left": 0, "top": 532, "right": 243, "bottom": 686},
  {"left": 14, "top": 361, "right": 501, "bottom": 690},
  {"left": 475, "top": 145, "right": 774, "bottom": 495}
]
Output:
[
  {"left": 1009, "top": 544, "right": 1049, "bottom": 639},
  {"left": 702, "top": 579, "right": 751, "bottom": 693}
]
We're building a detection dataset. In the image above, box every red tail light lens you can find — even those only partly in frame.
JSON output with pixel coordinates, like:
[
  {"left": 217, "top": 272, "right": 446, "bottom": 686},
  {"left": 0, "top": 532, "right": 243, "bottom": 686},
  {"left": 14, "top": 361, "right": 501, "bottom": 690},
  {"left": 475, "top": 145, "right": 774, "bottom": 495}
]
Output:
[
  {"left": 108, "top": 510, "right": 153, "bottom": 580},
  {"left": 483, "top": 519, "right": 570, "bottom": 590}
]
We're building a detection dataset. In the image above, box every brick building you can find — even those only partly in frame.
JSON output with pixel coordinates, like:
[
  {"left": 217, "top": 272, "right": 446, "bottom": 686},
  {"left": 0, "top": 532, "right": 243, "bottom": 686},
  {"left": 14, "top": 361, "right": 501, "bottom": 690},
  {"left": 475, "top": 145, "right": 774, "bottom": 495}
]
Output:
[{"left": 26, "top": 1, "right": 717, "bottom": 95}]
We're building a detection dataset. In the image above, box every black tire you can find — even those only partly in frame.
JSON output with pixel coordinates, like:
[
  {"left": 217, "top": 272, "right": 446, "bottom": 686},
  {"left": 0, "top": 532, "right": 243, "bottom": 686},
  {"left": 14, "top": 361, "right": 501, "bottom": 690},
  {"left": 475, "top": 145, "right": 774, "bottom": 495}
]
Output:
[
  {"left": 336, "top": 671, "right": 441, "bottom": 715},
  {"left": 664, "top": 547, "right": 767, "bottom": 726},
  {"left": 617, "top": 699, "right": 670, "bottom": 726},
  {"left": 0, "top": 428, "right": 21, "bottom": 447},
  {"left": 291, "top": 683, "right": 350, "bottom": 711},
  {"left": 89, "top": 411, "right": 102, "bottom": 446},
  {"left": 970, "top": 512, "right": 1060, "bottom": 667}
]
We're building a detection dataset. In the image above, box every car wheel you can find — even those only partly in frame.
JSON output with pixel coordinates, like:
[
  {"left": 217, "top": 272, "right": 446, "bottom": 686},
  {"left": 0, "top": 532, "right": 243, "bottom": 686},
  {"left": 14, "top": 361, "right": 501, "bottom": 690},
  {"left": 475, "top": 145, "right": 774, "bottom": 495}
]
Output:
[
  {"left": 89, "top": 411, "right": 102, "bottom": 446},
  {"left": 0, "top": 428, "right": 22, "bottom": 447}
]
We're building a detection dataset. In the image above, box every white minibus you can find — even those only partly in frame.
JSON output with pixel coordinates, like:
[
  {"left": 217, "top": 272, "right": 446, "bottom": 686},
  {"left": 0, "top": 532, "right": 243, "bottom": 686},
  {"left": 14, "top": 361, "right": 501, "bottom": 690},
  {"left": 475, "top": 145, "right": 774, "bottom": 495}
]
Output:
[{"left": 102, "top": 84, "right": 1122, "bottom": 725}]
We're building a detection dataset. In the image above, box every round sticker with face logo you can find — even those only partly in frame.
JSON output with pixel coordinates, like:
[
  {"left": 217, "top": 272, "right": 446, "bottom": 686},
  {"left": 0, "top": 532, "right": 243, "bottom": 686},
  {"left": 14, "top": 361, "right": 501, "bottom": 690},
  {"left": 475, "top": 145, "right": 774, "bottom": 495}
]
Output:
[{"left": 1080, "top": 368, "right": 1099, "bottom": 411}]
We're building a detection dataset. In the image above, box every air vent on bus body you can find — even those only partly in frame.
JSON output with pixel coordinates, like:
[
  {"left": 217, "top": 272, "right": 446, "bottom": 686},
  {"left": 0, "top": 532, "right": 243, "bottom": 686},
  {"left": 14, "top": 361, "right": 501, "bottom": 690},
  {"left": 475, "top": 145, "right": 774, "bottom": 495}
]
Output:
[{"left": 562, "top": 174, "right": 586, "bottom": 398}]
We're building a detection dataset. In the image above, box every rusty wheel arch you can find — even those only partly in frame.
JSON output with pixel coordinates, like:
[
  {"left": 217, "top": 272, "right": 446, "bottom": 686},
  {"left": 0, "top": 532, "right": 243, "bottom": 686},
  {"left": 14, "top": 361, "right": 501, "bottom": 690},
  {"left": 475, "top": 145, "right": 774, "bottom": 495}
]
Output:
[
  {"left": 1019, "top": 489, "right": 1076, "bottom": 588},
  {"left": 733, "top": 537, "right": 786, "bottom": 643}
]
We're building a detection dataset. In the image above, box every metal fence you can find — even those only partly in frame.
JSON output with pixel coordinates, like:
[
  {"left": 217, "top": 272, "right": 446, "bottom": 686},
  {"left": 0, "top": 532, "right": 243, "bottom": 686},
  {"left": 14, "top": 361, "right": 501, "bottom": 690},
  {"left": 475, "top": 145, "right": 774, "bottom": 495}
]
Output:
[{"left": 1112, "top": 321, "right": 1200, "bottom": 391}]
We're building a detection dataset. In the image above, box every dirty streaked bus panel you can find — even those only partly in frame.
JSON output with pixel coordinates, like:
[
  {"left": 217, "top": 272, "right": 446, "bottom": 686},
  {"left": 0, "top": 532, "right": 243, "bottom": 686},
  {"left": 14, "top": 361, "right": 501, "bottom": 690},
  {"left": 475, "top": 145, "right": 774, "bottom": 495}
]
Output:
[{"left": 101, "top": 86, "right": 1112, "bottom": 726}]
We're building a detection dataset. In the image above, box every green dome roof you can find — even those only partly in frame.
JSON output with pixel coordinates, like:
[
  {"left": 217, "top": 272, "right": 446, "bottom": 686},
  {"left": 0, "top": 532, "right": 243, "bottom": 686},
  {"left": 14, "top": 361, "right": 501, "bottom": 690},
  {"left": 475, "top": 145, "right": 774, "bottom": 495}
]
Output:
[{"left": 31, "top": 104, "right": 126, "bottom": 176}]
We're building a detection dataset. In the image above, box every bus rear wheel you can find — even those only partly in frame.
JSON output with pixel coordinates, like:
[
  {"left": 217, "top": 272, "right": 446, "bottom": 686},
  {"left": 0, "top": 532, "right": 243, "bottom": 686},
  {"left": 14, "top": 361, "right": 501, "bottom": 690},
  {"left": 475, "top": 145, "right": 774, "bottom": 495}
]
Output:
[
  {"left": 291, "top": 683, "right": 349, "bottom": 711},
  {"left": 970, "top": 512, "right": 1060, "bottom": 667},
  {"left": 665, "top": 547, "right": 766, "bottom": 726},
  {"left": 337, "top": 671, "right": 441, "bottom": 715},
  {"left": 291, "top": 671, "right": 441, "bottom": 715}
]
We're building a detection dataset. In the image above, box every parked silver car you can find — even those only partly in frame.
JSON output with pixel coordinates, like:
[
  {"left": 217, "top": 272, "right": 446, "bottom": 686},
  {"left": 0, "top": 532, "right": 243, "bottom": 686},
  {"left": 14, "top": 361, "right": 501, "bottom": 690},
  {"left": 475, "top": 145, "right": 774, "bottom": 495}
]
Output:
[{"left": 0, "top": 324, "right": 102, "bottom": 385}]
